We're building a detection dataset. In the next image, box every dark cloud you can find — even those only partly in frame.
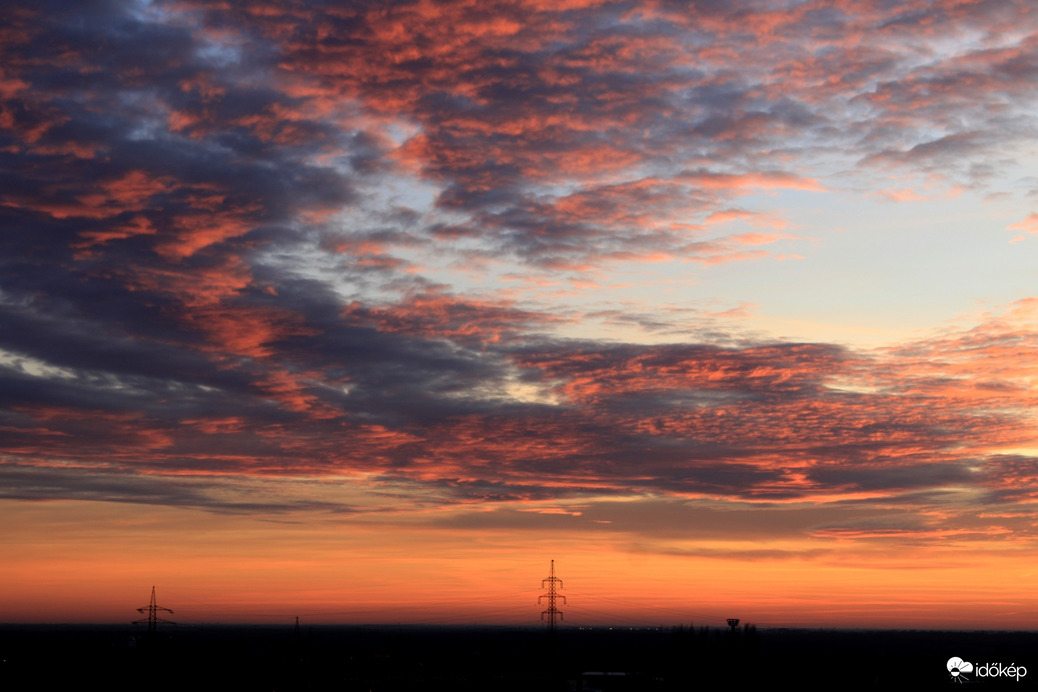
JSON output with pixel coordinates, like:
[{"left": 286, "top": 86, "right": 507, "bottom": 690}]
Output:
[{"left": 0, "top": 463, "right": 359, "bottom": 514}]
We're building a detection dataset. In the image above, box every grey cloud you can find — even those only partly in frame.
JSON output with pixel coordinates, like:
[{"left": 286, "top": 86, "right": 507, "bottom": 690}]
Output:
[{"left": 0, "top": 463, "right": 359, "bottom": 514}]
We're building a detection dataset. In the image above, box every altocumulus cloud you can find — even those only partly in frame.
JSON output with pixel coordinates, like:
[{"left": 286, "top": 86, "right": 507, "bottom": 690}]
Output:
[{"left": 0, "top": 0, "right": 1037, "bottom": 548}]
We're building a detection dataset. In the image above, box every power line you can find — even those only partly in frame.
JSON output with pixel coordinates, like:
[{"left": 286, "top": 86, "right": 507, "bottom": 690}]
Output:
[
  {"left": 132, "top": 586, "right": 175, "bottom": 633},
  {"left": 538, "top": 559, "right": 565, "bottom": 633}
]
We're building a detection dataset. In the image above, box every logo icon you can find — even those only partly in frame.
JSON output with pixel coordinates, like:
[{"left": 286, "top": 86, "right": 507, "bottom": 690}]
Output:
[{"left": 948, "top": 657, "right": 973, "bottom": 683}]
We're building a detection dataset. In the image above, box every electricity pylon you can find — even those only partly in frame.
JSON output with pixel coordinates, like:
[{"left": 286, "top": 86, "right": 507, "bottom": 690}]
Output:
[
  {"left": 133, "top": 586, "right": 175, "bottom": 633},
  {"left": 539, "top": 559, "right": 565, "bottom": 632}
]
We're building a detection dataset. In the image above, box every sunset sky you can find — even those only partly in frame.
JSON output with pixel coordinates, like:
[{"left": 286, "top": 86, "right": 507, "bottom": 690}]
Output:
[{"left": 3, "top": 0, "right": 1038, "bottom": 629}]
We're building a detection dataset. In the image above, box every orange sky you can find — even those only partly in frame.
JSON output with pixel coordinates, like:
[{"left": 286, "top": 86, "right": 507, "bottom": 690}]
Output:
[{"left": 6, "top": 497, "right": 1038, "bottom": 628}]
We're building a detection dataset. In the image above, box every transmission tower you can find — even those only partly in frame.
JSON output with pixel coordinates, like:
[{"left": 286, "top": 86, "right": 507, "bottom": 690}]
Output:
[
  {"left": 539, "top": 559, "right": 565, "bottom": 632},
  {"left": 133, "top": 586, "right": 175, "bottom": 633}
]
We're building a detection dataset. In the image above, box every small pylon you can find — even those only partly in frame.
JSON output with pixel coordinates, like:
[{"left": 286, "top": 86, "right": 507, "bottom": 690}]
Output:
[
  {"left": 538, "top": 560, "right": 565, "bottom": 633},
  {"left": 133, "top": 586, "right": 175, "bottom": 633}
]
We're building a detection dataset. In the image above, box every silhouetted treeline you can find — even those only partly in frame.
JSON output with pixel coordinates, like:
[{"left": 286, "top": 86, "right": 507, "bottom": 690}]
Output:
[{"left": 1, "top": 624, "right": 1034, "bottom": 690}]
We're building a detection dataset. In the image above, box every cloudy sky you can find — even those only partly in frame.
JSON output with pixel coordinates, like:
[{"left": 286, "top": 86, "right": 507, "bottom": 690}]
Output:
[{"left": 3, "top": 0, "right": 1037, "bottom": 628}]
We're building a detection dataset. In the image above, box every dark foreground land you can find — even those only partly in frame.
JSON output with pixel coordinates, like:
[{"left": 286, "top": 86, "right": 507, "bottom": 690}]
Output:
[{"left": 2, "top": 624, "right": 1035, "bottom": 690}]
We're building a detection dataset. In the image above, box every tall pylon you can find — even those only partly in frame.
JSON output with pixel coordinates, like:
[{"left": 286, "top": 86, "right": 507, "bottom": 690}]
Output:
[
  {"left": 539, "top": 559, "right": 565, "bottom": 632},
  {"left": 133, "top": 586, "right": 175, "bottom": 633}
]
